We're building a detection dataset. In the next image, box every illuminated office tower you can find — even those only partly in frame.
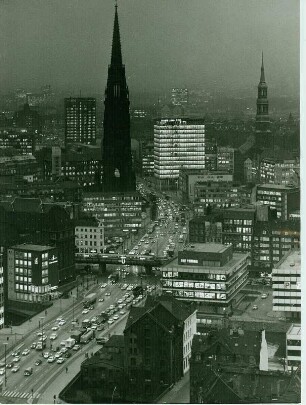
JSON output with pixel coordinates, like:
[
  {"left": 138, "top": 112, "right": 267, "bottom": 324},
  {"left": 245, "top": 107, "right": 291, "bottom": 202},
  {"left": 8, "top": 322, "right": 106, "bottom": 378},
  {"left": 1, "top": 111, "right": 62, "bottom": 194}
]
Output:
[
  {"left": 65, "top": 97, "right": 96, "bottom": 146},
  {"left": 154, "top": 119, "right": 205, "bottom": 189}
]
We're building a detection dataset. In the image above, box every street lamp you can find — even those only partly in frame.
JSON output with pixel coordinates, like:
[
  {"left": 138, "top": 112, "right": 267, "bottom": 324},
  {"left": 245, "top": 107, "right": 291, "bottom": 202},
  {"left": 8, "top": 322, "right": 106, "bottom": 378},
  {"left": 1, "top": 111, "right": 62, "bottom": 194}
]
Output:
[
  {"left": 3, "top": 342, "right": 8, "bottom": 387},
  {"left": 111, "top": 386, "right": 117, "bottom": 404}
]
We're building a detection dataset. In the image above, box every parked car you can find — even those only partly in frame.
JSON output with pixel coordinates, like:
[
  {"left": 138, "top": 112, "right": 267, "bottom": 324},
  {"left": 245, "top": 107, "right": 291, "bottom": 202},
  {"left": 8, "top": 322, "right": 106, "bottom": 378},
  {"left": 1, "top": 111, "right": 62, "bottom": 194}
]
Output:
[
  {"left": 72, "top": 345, "right": 80, "bottom": 351},
  {"left": 261, "top": 293, "right": 268, "bottom": 299},
  {"left": 82, "top": 309, "right": 89, "bottom": 314},
  {"left": 50, "top": 333, "right": 57, "bottom": 340},
  {"left": 43, "top": 352, "right": 49, "bottom": 359},
  {"left": 48, "top": 356, "right": 56, "bottom": 363},
  {"left": 35, "top": 359, "right": 42, "bottom": 366},
  {"left": 52, "top": 326, "right": 59, "bottom": 331},
  {"left": 6, "top": 363, "right": 14, "bottom": 369},
  {"left": 22, "top": 349, "right": 30, "bottom": 356},
  {"left": 98, "top": 298, "right": 104, "bottom": 302},
  {"left": 31, "top": 342, "right": 37, "bottom": 349},
  {"left": 57, "top": 357, "right": 65, "bottom": 364},
  {"left": 252, "top": 305, "right": 258, "bottom": 310},
  {"left": 0, "top": 368, "right": 5, "bottom": 375},
  {"left": 13, "top": 356, "right": 21, "bottom": 363}
]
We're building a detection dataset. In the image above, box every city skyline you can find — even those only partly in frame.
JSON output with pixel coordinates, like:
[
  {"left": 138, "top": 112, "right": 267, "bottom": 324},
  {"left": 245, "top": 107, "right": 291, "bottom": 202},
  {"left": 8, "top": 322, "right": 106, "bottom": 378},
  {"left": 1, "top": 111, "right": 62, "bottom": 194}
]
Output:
[{"left": 0, "top": 0, "right": 300, "bottom": 97}]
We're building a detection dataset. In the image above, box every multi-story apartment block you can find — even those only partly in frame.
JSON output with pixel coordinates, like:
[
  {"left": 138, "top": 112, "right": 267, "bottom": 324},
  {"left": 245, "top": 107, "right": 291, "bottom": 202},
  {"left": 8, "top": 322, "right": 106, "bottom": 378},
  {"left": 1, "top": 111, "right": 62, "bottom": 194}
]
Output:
[
  {"left": 154, "top": 119, "right": 205, "bottom": 189},
  {"left": 286, "top": 324, "right": 301, "bottom": 371},
  {"left": 75, "top": 217, "right": 105, "bottom": 254},
  {"left": 64, "top": 97, "right": 96, "bottom": 146},
  {"left": 272, "top": 250, "right": 300, "bottom": 319},
  {"left": 256, "top": 184, "right": 300, "bottom": 220},
  {"left": 161, "top": 243, "right": 249, "bottom": 314}
]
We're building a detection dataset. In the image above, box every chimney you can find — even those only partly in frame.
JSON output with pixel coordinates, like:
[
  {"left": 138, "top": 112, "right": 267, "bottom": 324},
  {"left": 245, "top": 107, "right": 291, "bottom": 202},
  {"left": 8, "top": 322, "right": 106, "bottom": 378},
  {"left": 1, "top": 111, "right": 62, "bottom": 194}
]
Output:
[{"left": 259, "top": 329, "right": 269, "bottom": 371}]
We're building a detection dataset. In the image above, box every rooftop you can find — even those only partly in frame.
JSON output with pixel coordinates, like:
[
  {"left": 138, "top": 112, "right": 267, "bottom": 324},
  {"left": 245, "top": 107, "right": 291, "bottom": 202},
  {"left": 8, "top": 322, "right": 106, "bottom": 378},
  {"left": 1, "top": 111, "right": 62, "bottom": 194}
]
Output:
[
  {"left": 183, "top": 243, "right": 228, "bottom": 253},
  {"left": 274, "top": 249, "right": 300, "bottom": 272},
  {"left": 287, "top": 323, "right": 301, "bottom": 336},
  {"left": 258, "top": 183, "right": 299, "bottom": 190},
  {"left": 12, "top": 243, "right": 54, "bottom": 251}
]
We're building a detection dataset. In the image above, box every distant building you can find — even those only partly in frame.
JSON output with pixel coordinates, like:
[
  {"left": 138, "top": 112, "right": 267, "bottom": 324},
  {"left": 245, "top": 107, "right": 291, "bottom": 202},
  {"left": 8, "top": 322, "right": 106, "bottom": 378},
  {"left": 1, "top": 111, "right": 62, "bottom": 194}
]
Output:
[
  {"left": 82, "top": 192, "right": 147, "bottom": 237},
  {"left": 256, "top": 184, "right": 300, "bottom": 220},
  {"left": 204, "top": 140, "right": 217, "bottom": 171},
  {"left": 13, "top": 103, "right": 41, "bottom": 133},
  {"left": 189, "top": 213, "right": 223, "bottom": 244},
  {"left": 0, "top": 128, "right": 35, "bottom": 155},
  {"left": 141, "top": 142, "right": 154, "bottom": 177},
  {"left": 0, "top": 155, "right": 41, "bottom": 184},
  {"left": 7, "top": 244, "right": 58, "bottom": 304},
  {"left": 272, "top": 250, "right": 300, "bottom": 320},
  {"left": 171, "top": 88, "right": 188, "bottom": 106},
  {"left": 286, "top": 324, "right": 301, "bottom": 371},
  {"left": 260, "top": 156, "right": 300, "bottom": 186},
  {"left": 36, "top": 145, "right": 102, "bottom": 188},
  {"left": 64, "top": 97, "right": 96, "bottom": 147},
  {"left": 161, "top": 243, "right": 249, "bottom": 314},
  {"left": 75, "top": 217, "right": 105, "bottom": 254},
  {"left": 217, "top": 146, "right": 235, "bottom": 173},
  {"left": 154, "top": 119, "right": 205, "bottom": 189}
]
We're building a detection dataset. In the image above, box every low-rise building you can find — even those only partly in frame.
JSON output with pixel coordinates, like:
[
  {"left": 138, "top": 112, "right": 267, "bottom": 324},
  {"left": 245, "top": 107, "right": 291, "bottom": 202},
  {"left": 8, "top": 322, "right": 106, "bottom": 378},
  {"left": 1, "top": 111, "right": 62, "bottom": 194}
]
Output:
[
  {"left": 286, "top": 324, "right": 301, "bottom": 371},
  {"left": 161, "top": 243, "right": 249, "bottom": 315},
  {"left": 272, "top": 250, "right": 301, "bottom": 320}
]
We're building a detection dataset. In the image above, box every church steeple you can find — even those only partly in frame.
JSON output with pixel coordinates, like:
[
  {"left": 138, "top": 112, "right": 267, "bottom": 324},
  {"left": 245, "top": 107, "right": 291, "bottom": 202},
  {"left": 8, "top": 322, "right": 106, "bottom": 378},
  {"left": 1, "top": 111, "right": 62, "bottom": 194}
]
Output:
[
  {"left": 260, "top": 51, "right": 265, "bottom": 83},
  {"left": 111, "top": 4, "right": 123, "bottom": 66},
  {"left": 255, "top": 52, "right": 271, "bottom": 148},
  {"left": 102, "top": 4, "right": 136, "bottom": 193}
]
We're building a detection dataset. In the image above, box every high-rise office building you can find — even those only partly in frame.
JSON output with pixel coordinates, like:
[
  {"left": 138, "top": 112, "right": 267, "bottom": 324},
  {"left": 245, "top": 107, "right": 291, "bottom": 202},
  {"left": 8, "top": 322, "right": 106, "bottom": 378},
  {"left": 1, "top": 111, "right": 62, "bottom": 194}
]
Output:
[
  {"left": 154, "top": 119, "right": 205, "bottom": 189},
  {"left": 102, "top": 5, "right": 136, "bottom": 192},
  {"left": 64, "top": 97, "right": 96, "bottom": 146},
  {"left": 255, "top": 53, "right": 271, "bottom": 147}
]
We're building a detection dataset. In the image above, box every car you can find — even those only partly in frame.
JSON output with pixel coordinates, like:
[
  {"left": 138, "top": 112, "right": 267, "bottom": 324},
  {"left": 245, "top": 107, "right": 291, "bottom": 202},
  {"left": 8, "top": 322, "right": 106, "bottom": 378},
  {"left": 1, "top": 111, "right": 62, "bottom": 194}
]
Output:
[
  {"left": 54, "top": 352, "right": 61, "bottom": 358},
  {"left": 43, "top": 352, "right": 50, "bottom": 359},
  {"left": 100, "top": 284, "right": 106, "bottom": 289},
  {"left": 113, "top": 315, "right": 119, "bottom": 320},
  {"left": 261, "top": 293, "right": 268, "bottom": 299},
  {"left": 57, "top": 357, "right": 65, "bottom": 364},
  {"left": 72, "top": 345, "right": 80, "bottom": 351},
  {"left": 6, "top": 363, "right": 14, "bottom": 369},
  {"left": 252, "top": 305, "right": 258, "bottom": 310},
  {"left": 82, "top": 309, "right": 89, "bottom": 314},
  {"left": 105, "top": 292, "right": 111, "bottom": 296},
  {"left": 47, "top": 356, "right": 55, "bottom": 363},
  {"left": 91, "top": 324, "right": 98, "bottom": 330},
  {"left": 22, "top": 349, "right": 30, "bottom": 356},
  {"left": 119, "top": 310, "right": 126, "bottom": 315},
  {"left": 121, "top": 285, "right": 127, "bottom": 290},
  {"left": 0, "top": 368, "right": 5, "bottom": 375},
  {"left": 98, "top": 298, "right": 104, "bottom": 302},
  {"left": 61, "top": 347, "right": 68, "bottom": 353},
  {"left": 58, "top": 320, "right": 66, "bottom": 326},
  {"left": 12, "top": 365, "right": 20, "bottom": 373},
  {"left": 108, "top": 319, "right": 114, "bottom": 325},
  {"left": 50, "top": 333, "right": 57, "bottom": 340},
  {"left": 36, "top": 331, "right": 43, "bottom": 337},
  {"left": 35, "top": 359, "right": 42, "bottom": 366},
  {"left": 117, "top": 299, "right": 123, "bottom": 304},
  {"left": 127, "top": 285, "right": 133, "bottom": 291},
  {"left": 56, "top": 317, "right": 63, "bottom": 322},
  {"left": 52, "top": 325, "right": 59, "bottom": 331},
  {"left": 30, "top": 342, "right": 37, "bottom": 349},
  {"left": 12, "top": 350, "right": 21, "bottom": 357},
  {"left": 97, "top": 325, "right": 105, "bottom": 331},
  {"left": 88, "top": 306, "right": 94, "bottom": 310},
  {"left": 13, "top": 356, "right": 21, "bottom": 363},
  {"left": 109, "top": 305, "right": 115, "bottom": 310},
  {"left": 132, "top": 299, "right": 137, "bottom": 305},
  {"left": 64, "top": 352, "right": 72, "bottom": 358}
]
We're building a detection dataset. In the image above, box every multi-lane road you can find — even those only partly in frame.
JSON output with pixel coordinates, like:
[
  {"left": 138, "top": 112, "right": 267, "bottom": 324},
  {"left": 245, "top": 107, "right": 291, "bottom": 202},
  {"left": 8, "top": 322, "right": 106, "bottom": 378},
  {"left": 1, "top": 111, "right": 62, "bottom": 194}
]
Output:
[{"left": 0, "top": 281, "right": 151, "bottom": 402}]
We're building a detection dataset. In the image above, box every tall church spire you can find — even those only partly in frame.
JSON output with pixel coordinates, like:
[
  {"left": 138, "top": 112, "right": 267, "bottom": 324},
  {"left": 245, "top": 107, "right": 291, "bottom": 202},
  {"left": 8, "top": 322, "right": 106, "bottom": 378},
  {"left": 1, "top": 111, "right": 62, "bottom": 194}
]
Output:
[
  {"left": 111, "top": 4, "right": 123, "bottom": 66},
  {"left": 255, "top": 52, "right": 271, "bottom": 148},
  {"left": 260, "top": 51, "right": 265, "bottom": 83},
  {"left": 102, "top": 4, "right": 136, "bottom": 193}
]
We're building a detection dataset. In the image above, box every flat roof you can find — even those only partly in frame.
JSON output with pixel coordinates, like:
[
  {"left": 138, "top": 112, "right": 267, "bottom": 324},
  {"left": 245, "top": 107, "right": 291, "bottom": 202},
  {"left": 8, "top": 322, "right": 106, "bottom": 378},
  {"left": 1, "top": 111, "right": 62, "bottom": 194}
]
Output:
[
  {"left": 183, "top": 243, "right": 228, "bottom": 254},
  {"left": 275, "top": 250, "right": 301, "bottom": 272},
  {"left": 163, "top": 252, "right": 249, "bottom": 274},
  {"left": 287, "top": 324, "right": 301, "bottom": 336},
  {"left": 258, "top": 184, "right": 298, "bottom": 190},
  {"left": 12, "top": 243, "right": 54, "bottom": 251}
]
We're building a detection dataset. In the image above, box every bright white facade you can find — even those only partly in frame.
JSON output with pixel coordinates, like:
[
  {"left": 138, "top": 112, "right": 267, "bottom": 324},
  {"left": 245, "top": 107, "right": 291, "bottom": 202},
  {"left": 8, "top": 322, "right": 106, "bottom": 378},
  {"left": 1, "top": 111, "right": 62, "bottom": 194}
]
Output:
[
  {"left": 183, "top": 309, "right": 197, "bottom": 374},
  {"left": 154, "top": 119, "right": 205, "bottom": 188},
  {"left": 272, "top": 250, "right": 301, "bottom": 318},
  {"left": 286, "top": 324, "right": 301, "bottom": 371}
]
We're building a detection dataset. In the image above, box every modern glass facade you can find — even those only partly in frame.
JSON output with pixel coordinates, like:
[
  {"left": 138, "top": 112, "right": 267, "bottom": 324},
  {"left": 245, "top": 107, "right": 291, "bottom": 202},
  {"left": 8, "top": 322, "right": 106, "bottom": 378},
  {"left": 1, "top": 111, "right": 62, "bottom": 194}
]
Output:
[{"left": 154, "top": 119, "right": 205, "bottom": 188}]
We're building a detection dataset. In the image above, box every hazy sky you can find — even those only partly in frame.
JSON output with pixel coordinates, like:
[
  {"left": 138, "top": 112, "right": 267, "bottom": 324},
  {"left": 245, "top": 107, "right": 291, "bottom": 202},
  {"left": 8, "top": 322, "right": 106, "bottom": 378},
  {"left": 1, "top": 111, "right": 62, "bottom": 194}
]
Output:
[{"left": 0, "top": 0, "right": 300, "bottom": 96}]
